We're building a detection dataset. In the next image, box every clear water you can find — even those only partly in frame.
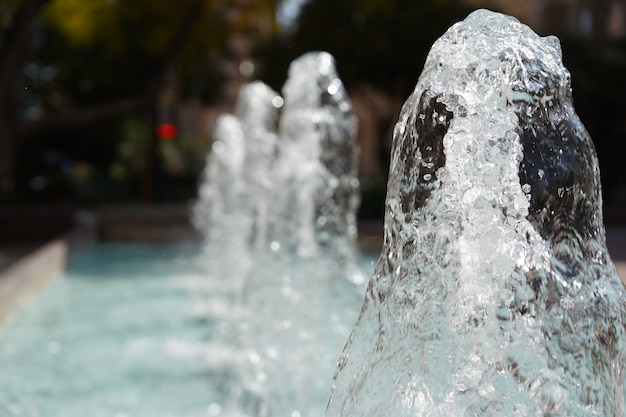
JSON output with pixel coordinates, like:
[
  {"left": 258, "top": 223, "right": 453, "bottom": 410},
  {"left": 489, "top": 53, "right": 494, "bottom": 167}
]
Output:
[
  {"left": 0, "top": 243, "right": 376, "bottom": 417},
  {"left": 326, "top": 10, "right": 626, "bottom": 417},
  {"left": 187, "top": 53, "right": 364, "bottom": 417}
]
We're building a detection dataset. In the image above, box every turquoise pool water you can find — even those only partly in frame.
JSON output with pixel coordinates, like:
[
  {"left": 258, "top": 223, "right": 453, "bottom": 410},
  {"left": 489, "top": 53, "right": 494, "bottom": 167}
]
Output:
[{"left": 0, "top": 243, "right": 376, "bottom": 417}]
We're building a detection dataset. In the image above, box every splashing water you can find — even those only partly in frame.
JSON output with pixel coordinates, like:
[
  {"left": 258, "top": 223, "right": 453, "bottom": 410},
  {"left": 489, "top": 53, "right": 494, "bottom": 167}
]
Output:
[
  {"left": 192, "top": 52, "right": 367, "bottom": 417},
  {"left": 235, "top": 52, "right": 364, "bottom": 417},
  {"left": 192, "top": 81, "right": 282, "bottom": 293},
  {"left": 193, "top": 114, "right": 247, "bottom": 239},
  {"left": 237, "top": 82, "right": 282, "bottom": 254},
  {"left": 326, "top": 10, "right": 626, "bottom": 417},
  {"left": 270, "top": 51, "right": 360, "bottom": 261},
  {"left": 192, "top": 113, "right": 250, "bottom": 284}
]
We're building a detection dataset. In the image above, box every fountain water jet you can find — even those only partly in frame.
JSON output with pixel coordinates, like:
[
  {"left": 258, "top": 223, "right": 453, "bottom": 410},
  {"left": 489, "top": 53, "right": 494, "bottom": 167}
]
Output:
[
  {"left": 237, "top": 82, "right": 282, "bottom": 254},
  {"left": 192, "top": 115, "right": 246, "bottom": 240},
  {"left": 326, "top": 10, "right": 626, "bottom": 417},
  {"left": 192, "top": 114, "right": 249, "bottom": 284},
  {"left": 270, "top": 51, "right": 360, "bottom": 261},
  {"left": 192, "top": 82, "right": 282, "bottom": 293},
  {"left": 235, "top": 51, "right": 365, "bottom": 417},
  {"left": 192, "top": 52, "right": 367, "bottom": 417}
]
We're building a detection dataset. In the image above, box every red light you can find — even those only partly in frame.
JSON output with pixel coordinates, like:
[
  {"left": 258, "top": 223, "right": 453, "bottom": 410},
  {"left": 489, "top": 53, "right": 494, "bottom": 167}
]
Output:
[{"left": 156, "top": 123, "right": 177, "bottom": 140}]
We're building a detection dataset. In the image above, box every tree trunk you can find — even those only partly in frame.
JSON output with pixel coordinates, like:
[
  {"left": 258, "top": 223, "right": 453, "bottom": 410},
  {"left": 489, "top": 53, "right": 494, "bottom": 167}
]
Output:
[
  {"left": 142, "top": 104, "right": 162, "bottom": 202},
  {"left": 0, "top": 0, "right": 51, "bottom": 192},
  {"left": 0, "top": 114, "right": 15, "bottom": 193},
  {"left": 0, "top": 0, "right": 206, "bottom": 197}
]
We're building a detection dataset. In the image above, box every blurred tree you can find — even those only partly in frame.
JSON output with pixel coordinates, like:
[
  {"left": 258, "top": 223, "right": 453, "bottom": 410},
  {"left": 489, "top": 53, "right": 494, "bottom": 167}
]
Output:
[
  {"left": 257, "top": 0, "right": 472, "bottom": 97},
  {"left": 254, "top": 0, "right": 471, "bottom": 218},
  {"left": 255, "top": 1, "right": 626, "bottom": 212},
  {"left": 0, "top": 0, "right": 48, "bottom": 195},
  {"left": 0, "top": 0, "right": 273, "bottom": 200}
]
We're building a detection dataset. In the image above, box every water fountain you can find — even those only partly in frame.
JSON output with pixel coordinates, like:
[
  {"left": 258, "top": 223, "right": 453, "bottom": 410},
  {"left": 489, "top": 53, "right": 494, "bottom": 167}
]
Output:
[
  {"left": 192, "top": 112, "right": 250, "bottom": 285},
  {"left": 326, "top": 9, "right": 626, "bottom": 417},
  {"left": 2, "top": 9, "right": 625, "bottom": 417},
  {"left": 237, "top": 82, "right": 282, "bottom": 254},
  {"left": 234, "top": 52, "right": 364, "bottom": 417},
  {"left": 192, "top": 81, "right": 282, "bottom": 292},
  {"left": 192, "top": 52, "right": 368, "bottom": 417},
  {"left": 259, "top": 52, "right": 360, "bottom": 264}
]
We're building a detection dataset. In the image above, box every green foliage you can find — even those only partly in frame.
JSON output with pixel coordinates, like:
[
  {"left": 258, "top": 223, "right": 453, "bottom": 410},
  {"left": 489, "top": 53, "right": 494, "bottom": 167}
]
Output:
[
  {"left": 34, "top": 0, "right": 229, "bottom": 106},
  {"left": 6, "top": 0, "right": 241, "bottom": 201},
  {"left": 44, "top": 0, "right": 111, "bottom": 46},
  {"left": 0, "top": 0, "right": 19, "bottom": 34}
]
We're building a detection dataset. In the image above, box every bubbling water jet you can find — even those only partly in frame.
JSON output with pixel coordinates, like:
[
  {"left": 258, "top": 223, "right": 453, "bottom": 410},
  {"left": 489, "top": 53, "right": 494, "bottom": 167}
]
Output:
[
  {"left": 192, "top": 53, "right": 368, "bottom": 417},
  {"left": 192, "top": 114, "right": 249, "bottom": 284},
  {"left": 326, "top": 10, "right": 626, "bottom": 417},
  {"left": 270, "top": 51, "right": 360, "bottom": 261},
  {"left": 237, "top": 52, "right": 365, "bottom": 417},
  {"left": 237, "top": 82, "right": 282, "bottom": 254}
]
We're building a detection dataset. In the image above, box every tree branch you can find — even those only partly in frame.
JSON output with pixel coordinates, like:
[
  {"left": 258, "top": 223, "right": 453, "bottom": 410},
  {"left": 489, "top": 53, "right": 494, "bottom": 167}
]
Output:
[
  {"left": 146, "top": 0, "right": 207, "bottom": 93},
  {"left": 0, "top": 0, "right": 52, "bottom": 104},
  {"left": 14, "top": 94, "right": 152, "bottom": 138},
  {"left": 15, "top": 0, "right": 209, "bottom": 140}
]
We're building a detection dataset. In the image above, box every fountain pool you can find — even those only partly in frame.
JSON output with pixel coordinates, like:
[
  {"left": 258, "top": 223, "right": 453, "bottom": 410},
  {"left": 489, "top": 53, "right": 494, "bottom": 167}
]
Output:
[
  {"left": 0, "top": 242, "right": 377, "bottom": 417},
  {"left": 5, "top": 10, "right": 626, "bottom": 417}
]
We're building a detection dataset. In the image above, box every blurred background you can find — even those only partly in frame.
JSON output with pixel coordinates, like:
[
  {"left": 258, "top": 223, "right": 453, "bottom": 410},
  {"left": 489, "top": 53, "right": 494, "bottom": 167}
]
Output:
[{"left": 1, "top": 0, "right": 625, "bottom": 242}]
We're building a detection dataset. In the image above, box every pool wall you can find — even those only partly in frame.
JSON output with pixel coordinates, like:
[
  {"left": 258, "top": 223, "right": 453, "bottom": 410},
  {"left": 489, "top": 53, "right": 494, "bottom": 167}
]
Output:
[
  {"left": 1, "top": 204, "right": 624, "bottom": 323},
  {"left": 0, "top": 219, "right": 96, "bottom": 321}
]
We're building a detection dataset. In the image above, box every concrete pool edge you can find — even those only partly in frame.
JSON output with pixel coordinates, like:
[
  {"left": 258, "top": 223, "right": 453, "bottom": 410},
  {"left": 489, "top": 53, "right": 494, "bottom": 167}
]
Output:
[
  {"left": 0, "top": 223, "right": 96, "bottom": 322},
  {"left": 0, "top": 204, "right": 624, "bottom": 322}
]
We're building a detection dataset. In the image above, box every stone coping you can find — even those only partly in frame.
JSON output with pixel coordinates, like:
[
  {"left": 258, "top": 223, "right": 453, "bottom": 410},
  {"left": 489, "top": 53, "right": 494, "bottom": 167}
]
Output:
[
  {"left": 0, "top": 209, "right": 624, "bottom": 323},
  {"left": 0, "top": 225, "right": 96, "bottom": 322}
]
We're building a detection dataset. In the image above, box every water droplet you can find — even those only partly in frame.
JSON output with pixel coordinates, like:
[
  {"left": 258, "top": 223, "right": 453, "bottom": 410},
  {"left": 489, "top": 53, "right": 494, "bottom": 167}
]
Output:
[
  {"left": 423, "top": 173, "right": 432, "bottom": 181},
  {"left": 247, "top": 350, "right": 261, "bottom": 364},
  {"left": 465, "top": 140, "right": 477, "bottom": 154},
  {"left": 327, "top": 80, "right": 341, "bottom": 95},
  {"left": 492, "top": 126, "right": 506, "bottom": 137},
  {"left": 495, "top": 306, "right": 511, "bottom": 321},
  {"left": 207, "top": 403, "right": 222, "bottom": 416},
  {"left": 271, "top": 96, "right": 284, "bottom": 108},
  {"left": 212, "top": 141, "right": 225, "bottom": 154},
  {"left": 521, "top": 183, "right": 531, "bottom": 193},
  {"left": 239, "top": 60, "right": 255, "bottom": 77}
]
